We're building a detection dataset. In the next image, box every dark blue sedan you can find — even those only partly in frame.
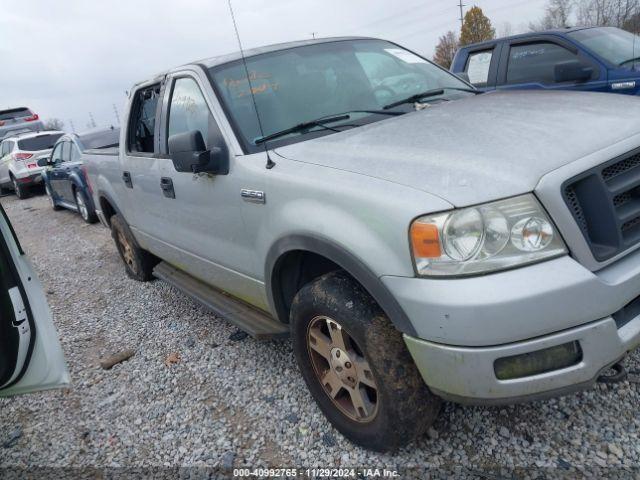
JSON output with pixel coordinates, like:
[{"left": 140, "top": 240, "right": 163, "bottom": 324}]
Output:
[
  {"left": 451, "top": 27, "right": 640, "bottom": 95},
  {"left": 43, "top": 127, "right": 119, "bottom": 223}
]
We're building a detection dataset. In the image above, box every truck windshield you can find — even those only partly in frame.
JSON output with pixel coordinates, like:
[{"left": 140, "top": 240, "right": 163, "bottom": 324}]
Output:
[
  {"left": 568, "top": 27, "right": 640, "bottom": 67},
  {"left": 209, "top": 39, "right": 472, "bottom": 152}
]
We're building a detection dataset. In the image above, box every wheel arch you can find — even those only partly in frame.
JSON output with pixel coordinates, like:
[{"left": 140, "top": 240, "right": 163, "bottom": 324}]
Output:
[
  {"left": 265, "top": 234, "right": 417, "bottom": 336},
  {"left": 96, "top": 190, "right": 123, "bottom": 226}
]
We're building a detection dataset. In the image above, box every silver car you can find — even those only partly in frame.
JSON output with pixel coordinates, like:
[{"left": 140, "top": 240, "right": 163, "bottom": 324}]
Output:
[
  {"left": 0, "top": 107, "right": 45, "bottom": 140},
  {"left": 0, "top": 130, "right": 64, "bottom": 198}
]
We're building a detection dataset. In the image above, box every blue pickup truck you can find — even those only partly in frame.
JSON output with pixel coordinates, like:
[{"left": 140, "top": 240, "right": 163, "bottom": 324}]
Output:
[
  {"left": 451, "top": 26, "right": 640, "bottom": 95},
  {"left": 42, "top": 127, "right": 119, "bottom": 223}
]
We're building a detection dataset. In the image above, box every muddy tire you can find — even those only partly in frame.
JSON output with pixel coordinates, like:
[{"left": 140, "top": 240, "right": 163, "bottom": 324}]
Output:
[
  {"left": 110, "top": 213, "right": 158, "bottom": 281},
  {"left": 290, "top": 271, "right": 441, "bottom": 451}
]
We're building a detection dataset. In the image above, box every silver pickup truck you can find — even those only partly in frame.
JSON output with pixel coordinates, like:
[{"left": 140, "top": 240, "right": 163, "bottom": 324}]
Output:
[{"left": 85, "top": 36, "right": 640, "bottom": 451}]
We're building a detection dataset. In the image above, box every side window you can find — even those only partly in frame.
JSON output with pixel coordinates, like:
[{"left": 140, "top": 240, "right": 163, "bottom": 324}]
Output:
[
  {"left": 51, "top": 143, "right": 64, "bottom": 164},
  {"left": 507, "top": 42, "right": 579, "bottom": 85},
  {"left": 167, "top": 77, "right": 217, "bottom": 149},
  {"left": 61, "top": 142, "right": 71, "bottom": 162},
  {"left": 0, "top": 142, "right": 6, "bottom": 157},
  {"left": 128, "top": 84, "right": 160, "bottom": 154},
  {"left": 70, "top": 143, "right": 81, "bottom": 161},
  {"left": 465, "top": 50, "right": 493, "bottom": 87}
]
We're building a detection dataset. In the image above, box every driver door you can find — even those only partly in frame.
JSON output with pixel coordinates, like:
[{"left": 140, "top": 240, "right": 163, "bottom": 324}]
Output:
[{"left": 0, "top": 201, "right": 69, "bottom": 397}]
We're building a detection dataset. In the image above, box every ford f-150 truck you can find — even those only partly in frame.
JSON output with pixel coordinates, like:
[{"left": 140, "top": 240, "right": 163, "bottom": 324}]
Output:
[{"left": 85, "top": 36, "right": 640, "bottom": 451}]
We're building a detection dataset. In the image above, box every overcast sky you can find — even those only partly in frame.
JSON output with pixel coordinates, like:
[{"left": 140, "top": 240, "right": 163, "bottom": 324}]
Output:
[{"left": 0, "top": 0, "right": 547, "bottom": 131}]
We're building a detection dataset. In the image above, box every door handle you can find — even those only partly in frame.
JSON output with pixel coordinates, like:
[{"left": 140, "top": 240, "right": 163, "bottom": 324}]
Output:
[
  {"left": 122, "top": 171, "right": 133, "bottom": 188},
  {"left": 160, "top": 177, "right": 175, "bottom": 199}
]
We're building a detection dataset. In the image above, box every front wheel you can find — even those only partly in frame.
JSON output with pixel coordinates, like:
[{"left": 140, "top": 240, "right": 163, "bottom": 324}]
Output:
[
  {"left": 110, "top": 213, "right": 158, "bottom": 281},
  {"left": 290, "top": 271, "right": 441, "bottom": 451},
  {"left": 75, "top": 189, "right": 97, "bottom": 224}
]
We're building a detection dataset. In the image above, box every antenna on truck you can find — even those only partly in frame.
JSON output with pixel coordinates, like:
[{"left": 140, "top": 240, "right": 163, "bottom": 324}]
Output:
[{"left": 227, "top": 0, "right": 276, "bottom": 169}]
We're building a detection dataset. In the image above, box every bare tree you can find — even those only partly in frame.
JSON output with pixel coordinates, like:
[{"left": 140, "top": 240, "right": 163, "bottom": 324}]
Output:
[
  {"left": 498, "top": 21, "right": 514, "bottom": 37},
  {"left": 576, "top": 0, "right": 640, "bottom": 28},
  {"left": 44, "top": 118, "right": 64, "bottom": 131},
  {"left": 529, "top": 0, "right": 573, "bottom": 31},
  {"left": 433, "top": 31, "right": 459, "bottom": 69}
]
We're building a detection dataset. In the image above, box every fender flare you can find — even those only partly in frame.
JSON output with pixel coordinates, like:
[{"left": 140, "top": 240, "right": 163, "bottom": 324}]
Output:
[
  {"left": 265, "top": 234, "right": 417, "bottom": 336},
  {"left": 96, "top": 189, "right": 127, "bottom": 225}
]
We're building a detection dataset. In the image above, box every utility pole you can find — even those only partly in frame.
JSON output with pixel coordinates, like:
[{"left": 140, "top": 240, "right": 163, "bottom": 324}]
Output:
[
  {"left": 458, "top": 0, "right": 466, "bottom": 28},
  {"left": 88, "top": 112, "right": 97, "bottom": 128},
  {"left": 69, "top": 120, "right": 76, "bottom": 134},
  {"left": 112, "top": 104, "right": 120, "bottom": 125},
  {"left": 310, "top": 32, "right": 317, "bottom": 39}
]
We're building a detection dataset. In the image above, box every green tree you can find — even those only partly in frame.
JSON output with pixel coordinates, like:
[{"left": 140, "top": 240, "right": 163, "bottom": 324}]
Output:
[
  {"left": 433, "top": 31, "right": 459, "bottom": 69},
  {"left": 460, "top": 6, "right": 496, "bottom": 46}
]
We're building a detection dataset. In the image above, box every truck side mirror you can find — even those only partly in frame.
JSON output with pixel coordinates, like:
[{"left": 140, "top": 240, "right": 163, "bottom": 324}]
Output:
[
  {"left": 37, "top": 157, "right": 49, "bottom": 167},
  {"left": 168, "top": 130, "right": 229, "bottom": 175},
  {"left": 554, "top": 60, "right": 593, "bottom": 83}
]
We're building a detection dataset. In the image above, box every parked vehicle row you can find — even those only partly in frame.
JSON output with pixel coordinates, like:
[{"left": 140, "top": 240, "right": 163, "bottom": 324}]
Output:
[
  {"left": 4, "top": 33, "right": 640, "bottom": 452},
  {"left": 43, "top": 127, "right": 119, "bottom": 223},
  {"left": 452, "top": 26, "right": 640, "bottom": 94}
]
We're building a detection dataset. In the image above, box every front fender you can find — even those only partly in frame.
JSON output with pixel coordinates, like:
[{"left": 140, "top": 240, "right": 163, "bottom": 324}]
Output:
[{"left": 265, "top": 233, "right": 418, "bottom": 336}]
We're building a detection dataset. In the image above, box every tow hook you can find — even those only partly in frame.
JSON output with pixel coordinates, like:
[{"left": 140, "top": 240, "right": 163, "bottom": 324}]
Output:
[{"left": 597, "top": 362, "right": 627, "bottom": 384}]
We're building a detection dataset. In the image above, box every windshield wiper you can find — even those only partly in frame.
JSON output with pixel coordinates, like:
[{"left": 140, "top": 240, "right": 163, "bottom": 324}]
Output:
[
  {"left": 254, "top": 110, "right": 402, "bottom": 145},
  {"left": 619, "top": 57, "right": 640, "bottom": 66},
  {"left": 383, "top": 87, "right": 479, "bottom": 110}
]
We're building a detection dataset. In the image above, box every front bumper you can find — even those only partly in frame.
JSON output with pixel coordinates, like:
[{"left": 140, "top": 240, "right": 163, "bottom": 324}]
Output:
[
  {"left": 383, "top": 249, "right": 640, "bottom": 404},
  {"left": 404, "top": 314, "right": 640, "bottom": 404}
]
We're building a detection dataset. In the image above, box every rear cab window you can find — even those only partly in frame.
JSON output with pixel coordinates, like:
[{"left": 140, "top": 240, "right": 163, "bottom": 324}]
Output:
[
  {"left": 17, "top": 133, "right": 63, "bottom": 151},
  {"left": 465, "top": 49, "right": 494, "bottom": 87},
  {"left": 127, "top": 85, "right": 161, "bottom": 154}
]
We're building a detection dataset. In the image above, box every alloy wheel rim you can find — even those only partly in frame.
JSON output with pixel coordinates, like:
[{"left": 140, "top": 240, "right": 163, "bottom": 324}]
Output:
[
  {"left": 76, "top": 191, "right": 88, "bottom": 220},
  {"left": 306, "top": 315, "right": 379, "bottom": 423},
  {"left": 117, "top": 231, "right": 135, "bottom": 268}
]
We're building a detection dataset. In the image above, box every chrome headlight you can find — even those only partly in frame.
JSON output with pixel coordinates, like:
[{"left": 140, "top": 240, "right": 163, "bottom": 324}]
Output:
[{"left": 410, "top": 194, "right": 567, "bottom": 277}]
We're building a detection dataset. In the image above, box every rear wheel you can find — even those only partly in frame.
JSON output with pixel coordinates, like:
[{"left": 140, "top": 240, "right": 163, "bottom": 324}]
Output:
[
  {"left": 290, "top": 271, "right": 441, "bottom": 451},
  {"left": 74, "top": 189, "right": 97, "bottom": 224},
  {"left": 110, "top": 213, "right": 158, "bottom": 281},
  {"left": 12, "top": 177, "right": 29, "bottom": 200}
]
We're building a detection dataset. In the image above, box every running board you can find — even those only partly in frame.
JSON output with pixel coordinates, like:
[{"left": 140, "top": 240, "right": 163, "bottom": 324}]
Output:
[{"left": 152, "top": 262, "right": 289, "bottom": 340}]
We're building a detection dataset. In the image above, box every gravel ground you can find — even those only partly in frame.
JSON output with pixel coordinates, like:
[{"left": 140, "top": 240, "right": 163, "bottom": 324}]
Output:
[{"left": 1, "top": 192, "right": 640, "bottom": 478}]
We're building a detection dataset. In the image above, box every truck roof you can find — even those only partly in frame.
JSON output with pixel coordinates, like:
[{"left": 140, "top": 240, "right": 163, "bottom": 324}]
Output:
[
  {"left": 134, "top": 36, "right": 376, "bottom": 88},
  {"left": 457, "top": 26, "right": 600, "bottom": 50}
]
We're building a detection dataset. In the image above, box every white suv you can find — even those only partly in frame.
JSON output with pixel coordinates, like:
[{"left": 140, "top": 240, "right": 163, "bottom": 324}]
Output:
[{"left": 0, "top": 130, "right": 64, "bottom": 199}]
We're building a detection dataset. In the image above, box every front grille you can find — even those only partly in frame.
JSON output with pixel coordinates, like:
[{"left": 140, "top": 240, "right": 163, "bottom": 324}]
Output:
[{"left": 563, "top": 148, "right": 640, "bottom": 261}]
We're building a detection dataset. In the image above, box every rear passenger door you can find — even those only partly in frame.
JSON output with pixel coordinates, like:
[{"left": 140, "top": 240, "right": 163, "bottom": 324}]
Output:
[
  {"left": 460, "top": 43, "right": 502, "bottom": 91},
  {"left": 119, "top": 82, "right": 163, "bottom": 232},
  {"left": 497, "top": 38, "right": 606, "bottom": 92},
  {"left": 59, "top": 142, "right": 83, "bottom": 202}
]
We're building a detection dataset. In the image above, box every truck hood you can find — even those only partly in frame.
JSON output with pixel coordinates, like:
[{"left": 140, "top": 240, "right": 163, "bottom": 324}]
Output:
[{"left": 274, "top": 90, "right": 640, "bottom": 207}]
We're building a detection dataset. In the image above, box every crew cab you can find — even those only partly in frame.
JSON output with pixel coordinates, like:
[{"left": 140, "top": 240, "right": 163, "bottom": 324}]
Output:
[
  {"left": 43, "top": 127, "right": 119, "bottom": 223},
  {"left": 85, "top": 36, "right": 640, "bottom": 451},
  {"left": 0, "top": 131, "right": 64, "bottom": 199},
  {"left": 451, "top": 26, "right": 640, "bottom": 94}
]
